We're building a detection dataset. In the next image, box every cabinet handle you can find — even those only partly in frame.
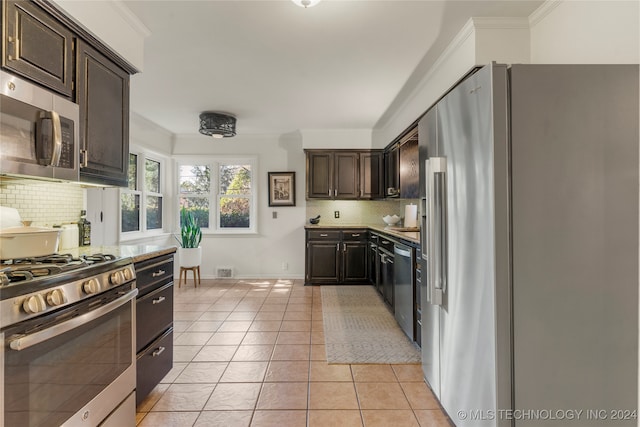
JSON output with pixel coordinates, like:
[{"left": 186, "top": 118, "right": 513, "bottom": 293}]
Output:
[
  {"left": 336, "top": 243, "right": 340, "bottom": 252},
  {"left": 152, "top": 296, "right": 166, "bottom": 305},
  {"left": 152, "top": 269, "right": 166, "bottom": 277},
  {"left": 381, "top": 240, "right": 390, "bottom": 244},
  {"left": 343, "top": 243, "right": 346, "bottom": 251},
  {"left": 351, "top": 233, "right": 360, "bottom": 237},
  {"left": 152, "top": 346, "right": 166, "bottom": 357},
  {"left": 80, "top": 149, "right": 89, "bottom": 167},
  {"left": 328, "top": 189, "right": 332, "bottom": 196},
  {"left": 334, "top": 189, "right": 337, "bottom": 197},
  {"left": 320, "top": 233, "right": 328, "bottom": 237}
]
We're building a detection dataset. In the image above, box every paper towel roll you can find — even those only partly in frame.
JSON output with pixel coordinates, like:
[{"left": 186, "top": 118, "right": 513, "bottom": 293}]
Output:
[{"left": 404, "top": 204, "right": 418, "bottom": 228}]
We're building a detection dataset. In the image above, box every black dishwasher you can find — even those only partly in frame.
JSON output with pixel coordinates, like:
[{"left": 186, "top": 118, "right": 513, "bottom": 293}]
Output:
[{"left": 393, "top": 242, "right": 414, "bottom": 340}]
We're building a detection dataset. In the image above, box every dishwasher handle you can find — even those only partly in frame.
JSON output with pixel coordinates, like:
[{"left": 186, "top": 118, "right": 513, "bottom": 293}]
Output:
[{"left": 394, "top": 245, "right": 411, "bottom": 258}]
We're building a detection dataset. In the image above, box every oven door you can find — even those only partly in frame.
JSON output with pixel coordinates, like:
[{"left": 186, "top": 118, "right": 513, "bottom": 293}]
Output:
[{"left": 1, "top": 287, "right": 137, "bottom": 427}]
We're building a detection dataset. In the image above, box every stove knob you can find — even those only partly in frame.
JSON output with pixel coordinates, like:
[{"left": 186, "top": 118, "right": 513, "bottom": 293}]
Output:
[
  {"left": 23, "top": 294, "right": 47, "bottom": 314},
  {"left": 110, "top": 271, "right": 123, "bottom": 285},
  {"left": 83, "top": 278, "right": 101, "bottom": 294},
  {"left": 46, "top": 289, "right": 67, "bottom": 306},
  {"left": 122, "top": 268, "right": 133, "bottom": 281}
]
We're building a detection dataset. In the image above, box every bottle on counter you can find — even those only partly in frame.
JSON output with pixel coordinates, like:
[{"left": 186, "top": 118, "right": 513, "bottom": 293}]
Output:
[{"left": 78, "top": 210, "right": 91, "bottom": 246}]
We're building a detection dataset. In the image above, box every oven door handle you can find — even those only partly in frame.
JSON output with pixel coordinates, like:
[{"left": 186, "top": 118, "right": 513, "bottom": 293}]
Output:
[{"left": 8, "top": 288, "right": 138, "bottom": 351}]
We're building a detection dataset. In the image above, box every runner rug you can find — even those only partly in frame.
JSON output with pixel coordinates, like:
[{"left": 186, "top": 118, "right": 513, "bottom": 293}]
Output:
[{"left": 321, "top": 285, "right": 421, "bottom": 364}]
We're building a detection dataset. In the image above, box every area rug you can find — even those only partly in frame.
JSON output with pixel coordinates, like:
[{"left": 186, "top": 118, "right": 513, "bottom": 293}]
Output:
[{"left": 321, "top": 285, "right": 421, "bottom": 364}]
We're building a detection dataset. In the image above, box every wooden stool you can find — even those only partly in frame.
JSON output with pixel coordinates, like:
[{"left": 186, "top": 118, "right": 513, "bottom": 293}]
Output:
[{"left": 179, "top": 266, "right": 200, "bottom": 287}]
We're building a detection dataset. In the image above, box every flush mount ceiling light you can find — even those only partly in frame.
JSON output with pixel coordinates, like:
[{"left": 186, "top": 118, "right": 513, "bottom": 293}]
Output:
[
  {"left": 198, "top": 112, "right": 236, "bottom": 138},
  {"left": 291, "top": 0, "right": 321, "bottom": 8}
]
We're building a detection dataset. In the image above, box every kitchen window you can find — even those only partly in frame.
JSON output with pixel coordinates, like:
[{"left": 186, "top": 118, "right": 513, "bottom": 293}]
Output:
[
  {"left": 121, "top": 152, "right": 165, "bottom": 234},
  {"left": 178, "top": 157, "right": 257, "bottom": 234}
]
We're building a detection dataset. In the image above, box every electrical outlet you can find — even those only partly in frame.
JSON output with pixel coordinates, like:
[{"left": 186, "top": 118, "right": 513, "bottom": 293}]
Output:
[
  {"left": 272, "top": 211, "right": 278, "bottom": 219},
  {"left": 334, "top": 211, "right": 340, "bottom": 218},
  {"left": 281, "top": 262, "right": 288, "bottom": 271}
]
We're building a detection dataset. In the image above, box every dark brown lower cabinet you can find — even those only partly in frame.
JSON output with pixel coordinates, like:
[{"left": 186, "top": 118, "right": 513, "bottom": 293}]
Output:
[
  {"left": 135, "top": 253, "right": 174, "bottom": 405},
  {"left": 305, "top": 228, "right": 368, "bottom": 285}
]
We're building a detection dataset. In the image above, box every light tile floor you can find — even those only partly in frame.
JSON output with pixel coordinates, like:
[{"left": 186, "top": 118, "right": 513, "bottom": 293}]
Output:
[{"left": 136, "top": 278, "right": 452, "bottom": 427}]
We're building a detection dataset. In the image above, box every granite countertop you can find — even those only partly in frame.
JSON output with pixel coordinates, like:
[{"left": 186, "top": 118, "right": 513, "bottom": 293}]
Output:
[
  {"left": 64, "top": 244, "right": 177, "bottom": 263},
  {"left": 305, "top": 223, "right": 420, "bottom": 245}
]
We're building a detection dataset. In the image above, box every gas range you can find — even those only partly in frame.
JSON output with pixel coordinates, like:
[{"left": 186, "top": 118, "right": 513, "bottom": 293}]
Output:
[{"left": 0, "top": 252, "right": 136, "bottom": 328}]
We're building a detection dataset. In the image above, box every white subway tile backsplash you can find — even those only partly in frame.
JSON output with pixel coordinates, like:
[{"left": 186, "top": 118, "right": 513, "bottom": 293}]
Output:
[{"left": 0, "top": 179, "right": 84, "bottom": 227}]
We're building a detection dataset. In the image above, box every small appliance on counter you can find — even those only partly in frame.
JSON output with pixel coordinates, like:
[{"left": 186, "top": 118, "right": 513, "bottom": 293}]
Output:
[{"left": 0, "top": 206, "right": 60, "bottom": 259}]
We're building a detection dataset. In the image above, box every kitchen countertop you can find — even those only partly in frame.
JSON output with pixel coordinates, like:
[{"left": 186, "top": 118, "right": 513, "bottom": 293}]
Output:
[
  {"left": 305, "top": 224, "right": 420, "bottom": 245},
  {"left": 64, "top": 244, "right": 177, "bottom": 263}
]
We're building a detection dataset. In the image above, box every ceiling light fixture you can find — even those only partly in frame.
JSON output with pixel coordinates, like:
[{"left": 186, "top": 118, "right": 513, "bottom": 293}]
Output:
[
  {"left": 291, "top": 0, "right": 321, "bottom": 8},
  {"left": 198, "top": 112, "right": 237, "bottom": 138}
]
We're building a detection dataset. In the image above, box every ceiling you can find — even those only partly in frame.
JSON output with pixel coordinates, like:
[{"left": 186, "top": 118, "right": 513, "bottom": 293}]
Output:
[{"left": 123, "top": 0, "right": 543, "bottom": 137}]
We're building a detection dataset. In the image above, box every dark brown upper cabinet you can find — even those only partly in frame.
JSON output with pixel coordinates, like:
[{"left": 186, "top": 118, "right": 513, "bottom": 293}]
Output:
[
  {"left": 333, "top": 151, "right": 359, "bottom": 199},
  {"left": 2, "top": 0, "right": 74, "bottom": 98},
  {"left": 359, "top": 151, "right": 384, "bottom": 199},
  {"left": 385, "top": 125, "right": 419, "bottom": 199},
  {"left": 399, "top": 129, "right": 419, "bottom": 198},
  {"left": 76, "top": 40, "right": 130, "bottom": 187},
  {"left": 384, "top": 144, "right": 400, "bottom": 198},
  {"left": 306, "top": 150, "right": 362, "bottom": 200}
]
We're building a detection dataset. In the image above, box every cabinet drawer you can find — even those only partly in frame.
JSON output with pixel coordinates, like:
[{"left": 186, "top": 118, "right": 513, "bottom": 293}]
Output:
[
  {"left": 342, "top": 230, "right": 368, "bottom": 241},
  {"left": 135, "top": 254, "right": 174, "bottom": 297},
  {"left": 379, "top": 236, "right": 395, "bottom": 252},
  {"left": 307, "top": 230, "right": 340, "bottom": 240},
  {"left": 136, "top": 328, "right": 173, "bottom": 406},
  {"left": 136, "top": 282, "right": 173, "bottom": 353}
]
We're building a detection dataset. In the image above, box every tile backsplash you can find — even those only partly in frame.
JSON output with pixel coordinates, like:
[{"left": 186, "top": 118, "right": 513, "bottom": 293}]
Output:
[
  {"left": 0, "top": 178, "right": 84, "bottom": 226},
  {"left": 305, "top": 199, "right": 419, "bottom": 226}
]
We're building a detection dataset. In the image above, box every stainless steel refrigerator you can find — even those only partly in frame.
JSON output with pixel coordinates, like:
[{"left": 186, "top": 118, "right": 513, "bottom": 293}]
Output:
[{"left": 419, "top": 63, "right": 639, "bottom": 427}]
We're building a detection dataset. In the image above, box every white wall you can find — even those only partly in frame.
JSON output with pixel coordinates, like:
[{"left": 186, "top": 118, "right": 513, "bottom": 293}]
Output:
[
  {"left": 530, "top": 0, "right": 639, "bottom": 64},
  {"left": 51, "top": 0, "right": 148, "bottom": 71},
  {"left": 172, "top": 133, "right": 307, "bottom": 279},
  {"left": 301, "top": 129, "right": 373, "bottom": 149}
]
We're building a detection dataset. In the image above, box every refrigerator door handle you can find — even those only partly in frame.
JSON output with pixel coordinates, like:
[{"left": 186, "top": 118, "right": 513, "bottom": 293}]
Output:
[{"left": 426, "top": 157, "right": 447, "bottom": 306}]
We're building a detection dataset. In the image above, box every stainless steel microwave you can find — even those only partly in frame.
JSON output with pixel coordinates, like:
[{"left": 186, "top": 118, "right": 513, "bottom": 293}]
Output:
[{"left": 0, "top": 70, "right": 79, "bottom": 181}]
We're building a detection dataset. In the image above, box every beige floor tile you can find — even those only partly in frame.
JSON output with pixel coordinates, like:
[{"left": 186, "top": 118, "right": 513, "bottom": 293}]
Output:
[
  {"left": 186, "top": 321, "right": 223, "bottom": 332},
  {"left": 174, "top": 303, "right": 212, "bottom": 312},
  {"left": 248, "top": 320, "right": 283, "bottom": 332},
  {"left": 254, "top": 311, "right": 285, "bottom": 321},
  {"left": 227, "top": 311, "right": 258, "bottom": 321},
  {"left": 174, "top": 320, "right": 192, "bottom": 333},
  {"left": 310, "top": 344, "right": 326, "bottom": 361},
  {"left": 361, "top": 410, "right": 420, "bottom": 427},
  {"left": 271, "top": 344, "right": 311, "bottom": 361},
  {"left": 351, "top": 365, "right": 397, "bottom": 382},
  {"left": 308, "top": 410, "right": 363, "bottom": 427},
  {"left": 135, "top": 411, "right": 147, "bottom": 425},
  {"left": 392, "top": 364, "right": 424, "bottom": 382},
  {"left": 194, "top": 410, "right": 252, "bottom": 427},
  {"left": 137, "top": 411, "right": 200, "bottom": 427},
  {"left": 204, "top": 383, "right": 262, "bottom": 410},
  {"left": 174, "top": 345, "right": 203, "bottom": 362},
  {"left": 309, "top": 382, "right": 359, "bottom": 410},
  {"left": 286, "top": 303, "right": 312, "bottom": 312},
  {"left": 175, "top": 362, "right": 228, "bottom": 383},
  {"left": 175, "top": 332, "right": 215, "bottom": 346},
  {"left": 259, "top": 304, "right": 287, "bottom": 312},
  {"left": 218, "top": 321, "right": 253, "bottom": 332},
  {"left": 174, "top": 311, "right": 205, "bottom": 321},
  {"left": 413, "top": 410, "right": 453, "bottom": 427},
  {"left": 242, "top": 331, "right": 279, "bottom": 345},
  {"left": 151, "top": 383, "right": 216, "bottom": 411},
  {"left": 198, "top": 311, "right": 231, "bottom": 321},
  {"left": 136, "top": 383, "right": 170, "bottom": 412},
  {"left": 232, "top": 345, "right": 274, "bottom": 361},
  {"left": 283, "top": 311, "right": 312, "bottom": 321},
  {"left": 265, "top": 360, "right": 310, "bottom": 382},
  {"left": 210, "top": 303, "right": 240, "bottom": 312},
  {"left": 193, "top": 345, "right": 238, "bottom": 362},
  {"left": 250, "top": 410, "right": 307, "bottom": 427},
  {"left": 280, "top": 320, "right": 312, "bottom": 332},
  {"left": 311, "top": 320, "right": 325, "bottom": 331},
  {"left": 309, "top": 361, "right": 353, "bottom": 382},
  {"left": 220, "top": 361, "right": 269, "bottom": 382},
  {"left": 160, "top": 362, "right": 188, "bottom": 383},
  {"left": 355, "top": 382, "right": 411, "bottom": 410},
  {"left": 207, "top": 332, "right": 246, "bottom": 345},
  {"left": 277, "top": 331, "right": 311, "bottom": 345},
  {"left": 288, "top": 297, "right": 313, "bottom": 304},
  {"left": 256, "top": 382, "right": 308, "bottom": 410},
  {"left": 310, "top": 331, "right": 325, "bottom": 344},
  {"left": 400, "top": 382, "right": 440, "bottom": 409}
]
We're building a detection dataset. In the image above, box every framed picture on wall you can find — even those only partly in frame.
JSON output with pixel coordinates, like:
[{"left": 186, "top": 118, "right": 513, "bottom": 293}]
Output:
[{"left": 268, "top": 172, "right": 296, "bottom": 207}]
